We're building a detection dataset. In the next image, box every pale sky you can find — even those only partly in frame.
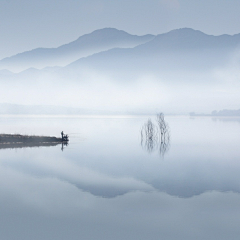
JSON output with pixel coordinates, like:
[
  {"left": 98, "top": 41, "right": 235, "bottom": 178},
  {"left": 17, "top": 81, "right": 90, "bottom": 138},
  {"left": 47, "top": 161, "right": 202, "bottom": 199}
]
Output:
[{"left": 1, "top": 0, "right": 240, "bottom": 59}]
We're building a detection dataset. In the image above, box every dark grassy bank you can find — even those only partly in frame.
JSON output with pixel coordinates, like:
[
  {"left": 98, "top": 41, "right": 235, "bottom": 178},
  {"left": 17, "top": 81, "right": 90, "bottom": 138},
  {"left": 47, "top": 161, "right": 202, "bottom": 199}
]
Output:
[{"left": 0, "top": 134, "right": 67, "bottom": 143}]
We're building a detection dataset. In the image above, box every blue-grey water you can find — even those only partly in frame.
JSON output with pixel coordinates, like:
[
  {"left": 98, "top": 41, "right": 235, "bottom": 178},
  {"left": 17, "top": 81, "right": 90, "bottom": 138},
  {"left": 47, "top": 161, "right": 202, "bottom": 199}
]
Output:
[{"left": 1, "top": 115, "right": 240, "bottom": 240}]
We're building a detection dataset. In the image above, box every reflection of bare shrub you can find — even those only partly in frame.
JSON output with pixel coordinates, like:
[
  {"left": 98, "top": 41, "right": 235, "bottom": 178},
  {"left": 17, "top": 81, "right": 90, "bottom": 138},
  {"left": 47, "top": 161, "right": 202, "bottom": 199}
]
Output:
[
  {"left": 141, "top": 119, "right": 158, "bottom": 153},
  {"left": 141, "top": 113, "right": 170, "bottom": 157},
  {"left": 141, "top": 119, "right": 158, "bottom": 141},
  {"left": 158, "top": 135, "right": 170, "bottom": 157}
]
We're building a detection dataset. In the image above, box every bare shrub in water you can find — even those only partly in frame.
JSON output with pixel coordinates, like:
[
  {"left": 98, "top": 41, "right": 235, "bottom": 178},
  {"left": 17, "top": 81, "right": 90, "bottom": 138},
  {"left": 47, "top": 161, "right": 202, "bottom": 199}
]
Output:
[{"left": 141, "top": 113, "right": 170, "bottom": 157}]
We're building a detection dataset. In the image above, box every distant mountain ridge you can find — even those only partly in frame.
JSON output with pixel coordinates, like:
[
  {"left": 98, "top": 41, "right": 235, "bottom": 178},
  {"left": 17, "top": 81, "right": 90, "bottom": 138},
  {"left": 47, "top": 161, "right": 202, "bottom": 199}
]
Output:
[
  {"left": 0, "top": 103, "right": 111, "bottom": 115},
  {"left": 63, "top": 28, "right": 240, "bottom": 77},
  {"left": 139, "top": 28, "right": 240, "bottom": 51},
  {"left": 2, "top": 27, "right": 240, "bottom": 73},
  {"left": 1, "top": 27, "right": 240, "bottom": 82},
  {"left": 0, "top": 28, "right": 155, "bottom": 72},
  {"left": 212, "top": 109, "right": 240, "bottom": 116},
  {"left": 0, "top": 103, "right": 154, "bottom": 115}
]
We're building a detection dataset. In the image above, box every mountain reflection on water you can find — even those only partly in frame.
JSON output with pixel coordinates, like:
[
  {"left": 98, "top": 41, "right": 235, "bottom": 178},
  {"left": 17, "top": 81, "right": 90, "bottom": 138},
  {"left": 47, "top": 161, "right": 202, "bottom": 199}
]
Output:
[
  {"left": 1, "top": 116, "right": 240, "bottom": 198},
  {"left": 1, "top": 116, "right": 240, "bottom": 240}
]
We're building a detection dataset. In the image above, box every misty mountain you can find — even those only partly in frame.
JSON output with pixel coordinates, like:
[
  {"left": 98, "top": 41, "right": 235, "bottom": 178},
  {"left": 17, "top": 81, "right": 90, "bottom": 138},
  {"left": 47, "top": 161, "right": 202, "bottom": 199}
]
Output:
[
  {"left": 0, "top": 103, "right": 93, "bottom": 115},
  {"left": 140, "top": 28, "right": 240, "bottom": 51},
  {"left": 212, "top": 109, "right": 240, "bottom": 116},
  {"left": 65, "top": 28, "right": 240, "bottom": 77},
  {"left": 0, "top": 103, "right": 150, "bottom": 115},
  {"left": 0, "top": 28, "right": 154, "bottom": 72},
  {"left": 0, "top": 69, "right": 13, "bottom": 75}
]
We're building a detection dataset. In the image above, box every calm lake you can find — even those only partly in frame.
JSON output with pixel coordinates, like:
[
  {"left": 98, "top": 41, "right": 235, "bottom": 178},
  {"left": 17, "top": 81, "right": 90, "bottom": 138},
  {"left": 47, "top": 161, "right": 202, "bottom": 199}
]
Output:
[{"left": 1, "top": 115, "right": 240, "bottom": 240}]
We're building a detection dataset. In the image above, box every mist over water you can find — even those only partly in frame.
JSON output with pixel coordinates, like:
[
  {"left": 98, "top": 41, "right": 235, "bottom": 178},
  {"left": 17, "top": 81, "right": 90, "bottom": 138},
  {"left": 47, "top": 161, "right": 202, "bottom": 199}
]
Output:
[
  {"left": 1, "top": 68, "right": 239, "bottom": 114},
  {"left": 1, "top": 116, "right": 240, "bottom": 240}
]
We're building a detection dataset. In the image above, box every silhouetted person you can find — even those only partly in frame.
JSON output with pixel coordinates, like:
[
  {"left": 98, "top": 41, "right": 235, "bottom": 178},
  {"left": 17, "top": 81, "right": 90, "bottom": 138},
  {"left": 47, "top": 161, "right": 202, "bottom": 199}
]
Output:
[{"left": 61, "top": 131, "right": 64, "bottom": 141}]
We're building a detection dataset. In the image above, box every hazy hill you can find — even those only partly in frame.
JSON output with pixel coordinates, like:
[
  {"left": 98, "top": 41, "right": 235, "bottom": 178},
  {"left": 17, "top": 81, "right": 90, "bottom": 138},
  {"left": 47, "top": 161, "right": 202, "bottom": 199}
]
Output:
[
  {"left": 65, "top": 28, "right": 240, "bottom": 76},
  {"left": 0, "top": 103, "right": 110, "bottom": 115},
  {"left": 212, "top": 109, "right": 240, "bottom": 116},
  {"left": 0, "top": 69, "right": 13, "bottom": 75},
  {"left": 140, "top": 28, "right": 240, "bottom": 51},
  {"left": 2, "top": 28, "right": 240, "bottom": 85},
  {"left": 0, "top": 28, "right": 155, "bottom": 72},
  {"left": 0, "top": 103, "right": 84, "bottom": 115},
  {"left": 0, "top": 103, "right": 150, "bottom": 115}
]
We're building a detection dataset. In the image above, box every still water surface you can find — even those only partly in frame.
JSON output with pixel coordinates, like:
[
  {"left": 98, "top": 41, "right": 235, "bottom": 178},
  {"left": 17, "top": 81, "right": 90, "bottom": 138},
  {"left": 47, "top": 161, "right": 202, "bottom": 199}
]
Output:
[{"left": 1, "top": 115, "right": 240, "bottom": 240}]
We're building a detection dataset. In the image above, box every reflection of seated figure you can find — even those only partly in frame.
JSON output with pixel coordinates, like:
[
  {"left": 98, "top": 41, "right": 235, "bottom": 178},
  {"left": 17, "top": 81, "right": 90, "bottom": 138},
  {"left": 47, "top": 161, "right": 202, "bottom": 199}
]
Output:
[{"left": 61, "top": 141, "right": 69, "bottom": 151}]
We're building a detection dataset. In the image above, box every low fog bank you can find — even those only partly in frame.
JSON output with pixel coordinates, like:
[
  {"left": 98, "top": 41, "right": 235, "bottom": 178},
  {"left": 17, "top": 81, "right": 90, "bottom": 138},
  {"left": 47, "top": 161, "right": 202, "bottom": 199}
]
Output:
[{"left": 0, "top": 64, "right": 240, "bottom": 115}]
